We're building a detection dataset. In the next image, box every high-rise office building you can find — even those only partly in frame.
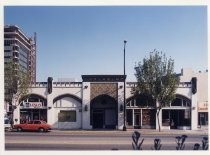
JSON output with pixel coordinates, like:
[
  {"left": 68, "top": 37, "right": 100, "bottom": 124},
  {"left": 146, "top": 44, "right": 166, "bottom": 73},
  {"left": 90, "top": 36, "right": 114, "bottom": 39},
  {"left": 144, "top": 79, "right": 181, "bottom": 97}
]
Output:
[
  {"left": 4, "top": 25, "right": 36, "bottom": 83},
  {"left": 4, "top": 25, "right": 37, "bottom": 114}
]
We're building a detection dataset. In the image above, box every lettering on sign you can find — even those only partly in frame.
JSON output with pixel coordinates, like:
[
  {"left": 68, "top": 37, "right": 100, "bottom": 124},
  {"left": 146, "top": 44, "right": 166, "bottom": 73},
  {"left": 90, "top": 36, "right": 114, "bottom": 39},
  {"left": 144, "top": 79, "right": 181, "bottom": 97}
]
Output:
[
  {"left": 24, "top": 102, "right": 43, "bottom": 108},
  {"left": 198, "top": 102, "right": 208, "bottom": 112},
  {"left": 198, "top": 107, "right": 208, "bottom": 111}
]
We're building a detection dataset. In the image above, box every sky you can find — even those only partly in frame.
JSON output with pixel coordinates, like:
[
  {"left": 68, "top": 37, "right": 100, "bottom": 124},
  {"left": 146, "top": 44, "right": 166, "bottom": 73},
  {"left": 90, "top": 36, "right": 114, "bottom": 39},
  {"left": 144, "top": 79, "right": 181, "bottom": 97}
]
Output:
[{"left": 4, "top": 6, "right": 208, "bottom": 82}]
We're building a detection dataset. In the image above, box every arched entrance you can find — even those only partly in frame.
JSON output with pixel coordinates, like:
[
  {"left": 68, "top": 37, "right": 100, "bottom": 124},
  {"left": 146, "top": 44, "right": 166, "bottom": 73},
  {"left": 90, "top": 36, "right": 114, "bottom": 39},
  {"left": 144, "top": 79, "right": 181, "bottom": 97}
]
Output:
[
  {"left": 90, "top": 94, "right": 118, "bottom": 129},
  {"left": 126, "top": 94, "right": 155, "bottom": 129},
  {"left": 162, "top": 94, "right": 191, "bottom": 129},
  {"left": 53, "top": 94, "right": 82, "bottom": 129},
  {"left": 19, "top": 94, "right": 47, "bottom": 123}
]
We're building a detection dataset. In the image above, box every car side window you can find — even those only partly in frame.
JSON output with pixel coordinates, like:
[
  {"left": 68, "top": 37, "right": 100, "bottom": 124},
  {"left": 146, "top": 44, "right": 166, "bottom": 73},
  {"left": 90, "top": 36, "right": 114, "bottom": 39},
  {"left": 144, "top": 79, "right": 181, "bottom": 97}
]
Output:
[
  {"left": 34, "top": 121, "right": 41, "bottom": 124},
  {"left": 28, "top": 121, "right": 33, "bottom": 124},
  {"left": 4, "top": 119, "right": 9, "bottom": 124}
]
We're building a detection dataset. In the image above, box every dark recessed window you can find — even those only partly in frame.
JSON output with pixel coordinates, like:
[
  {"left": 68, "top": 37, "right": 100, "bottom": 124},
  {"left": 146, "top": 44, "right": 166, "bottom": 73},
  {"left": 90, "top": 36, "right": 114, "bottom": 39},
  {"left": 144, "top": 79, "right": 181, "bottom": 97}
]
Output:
[
  {"left": 171, "top": 98, "right": 182, "bottom": 106},
  {"left": 58, "top": 110, "right": 76, "bottom": 122}
]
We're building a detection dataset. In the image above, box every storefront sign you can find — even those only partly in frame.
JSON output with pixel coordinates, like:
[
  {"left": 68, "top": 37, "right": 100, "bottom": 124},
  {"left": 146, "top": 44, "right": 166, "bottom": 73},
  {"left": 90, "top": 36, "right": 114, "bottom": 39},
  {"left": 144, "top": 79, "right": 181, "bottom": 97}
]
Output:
[
  {"left": 23, "top": 102, "right": 43, "bottom": 108},
  {"left": 198, "top": 102, "right": 208, "bottom": 112}
]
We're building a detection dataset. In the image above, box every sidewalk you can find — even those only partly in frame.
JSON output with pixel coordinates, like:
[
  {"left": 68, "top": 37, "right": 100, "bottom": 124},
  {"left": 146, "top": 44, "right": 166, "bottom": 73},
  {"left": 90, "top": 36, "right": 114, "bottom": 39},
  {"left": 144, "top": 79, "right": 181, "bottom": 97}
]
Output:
[{"left": 50, "top": 128, "right": 208, "bottom": 136}]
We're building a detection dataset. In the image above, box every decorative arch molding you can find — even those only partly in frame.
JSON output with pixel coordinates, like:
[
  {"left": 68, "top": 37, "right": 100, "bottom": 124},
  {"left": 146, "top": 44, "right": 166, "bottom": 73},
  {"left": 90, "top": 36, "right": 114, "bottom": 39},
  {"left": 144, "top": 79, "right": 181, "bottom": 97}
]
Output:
[
  {"left": 19, "top": 93, "right": 47, "bottom": 105},
  {"left": 126, "top": 94, "right": 191, "bottom": 107},
  {"left": 127, "top": 94, "right": 191, "bottom": 102},
  {"left": 126, "top": 94, "right": 154, "bottom": 107},
  {"left": 175, "top": 94, "right": 191, "bottom": 103},
  {"left": 171, "top": 94, "right": 191, "bottom": 107},
  {"left": 53, "top": 93, "right": 82, "bottom": 104},
  {"left": 91, "top": 94, "right": 117, "bottom": 105},
  {"left": 126, "top": 95, "right": 136, "bottom": 103}
]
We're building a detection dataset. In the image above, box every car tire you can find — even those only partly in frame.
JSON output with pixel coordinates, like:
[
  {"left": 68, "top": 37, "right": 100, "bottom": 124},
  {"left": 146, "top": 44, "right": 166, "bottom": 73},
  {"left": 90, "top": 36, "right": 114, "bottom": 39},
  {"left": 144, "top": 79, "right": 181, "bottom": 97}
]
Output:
[
  {"left": 17, "top": 127, "right": 22, "bottom": 132},
  {"left": 39, "top": 128, "right": 45, "bottom": 132}
]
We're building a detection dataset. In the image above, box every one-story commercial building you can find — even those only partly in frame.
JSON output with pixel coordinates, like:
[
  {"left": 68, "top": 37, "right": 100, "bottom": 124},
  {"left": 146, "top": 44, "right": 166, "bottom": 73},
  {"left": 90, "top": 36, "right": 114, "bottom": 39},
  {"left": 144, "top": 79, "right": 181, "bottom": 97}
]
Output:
[{"left": 12, "top": 68, "right": 208, "bottom": 130}]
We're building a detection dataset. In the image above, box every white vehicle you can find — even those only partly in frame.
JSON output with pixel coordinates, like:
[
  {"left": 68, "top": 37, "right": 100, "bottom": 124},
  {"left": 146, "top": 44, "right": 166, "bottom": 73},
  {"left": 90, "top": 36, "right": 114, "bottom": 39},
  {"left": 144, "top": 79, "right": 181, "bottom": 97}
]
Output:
[{"left": 4, "top": 117, "right": 11, "bottom": 131}]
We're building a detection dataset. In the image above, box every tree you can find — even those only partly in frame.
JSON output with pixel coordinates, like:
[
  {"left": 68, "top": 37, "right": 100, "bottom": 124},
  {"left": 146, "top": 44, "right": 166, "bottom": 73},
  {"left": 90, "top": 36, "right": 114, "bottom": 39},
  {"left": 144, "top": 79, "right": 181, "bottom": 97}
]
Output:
[
  {"left": 134, "top": 50, "right": 179, "bottom": 132},
  {"left": 4, "top": 61, "right": 31, "bottom": 126}
]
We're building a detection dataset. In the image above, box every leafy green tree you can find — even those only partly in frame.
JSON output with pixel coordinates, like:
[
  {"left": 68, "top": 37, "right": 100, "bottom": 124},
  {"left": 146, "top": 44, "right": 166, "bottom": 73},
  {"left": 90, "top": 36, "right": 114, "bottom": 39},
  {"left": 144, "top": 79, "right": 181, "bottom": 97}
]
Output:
[
  {"left": 4, "top": 61, "right": 31, "bottom": 125},
  {"left": 134, "top": 50, "right": 179, "bottom": 131}
]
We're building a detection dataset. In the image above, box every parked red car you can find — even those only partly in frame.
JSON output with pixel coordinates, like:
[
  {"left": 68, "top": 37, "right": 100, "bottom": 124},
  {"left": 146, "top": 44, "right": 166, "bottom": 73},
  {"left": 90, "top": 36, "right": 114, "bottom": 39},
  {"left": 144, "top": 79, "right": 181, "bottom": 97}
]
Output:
[{"left": 13, "top": 120, "right": 52, "bottom": 132}]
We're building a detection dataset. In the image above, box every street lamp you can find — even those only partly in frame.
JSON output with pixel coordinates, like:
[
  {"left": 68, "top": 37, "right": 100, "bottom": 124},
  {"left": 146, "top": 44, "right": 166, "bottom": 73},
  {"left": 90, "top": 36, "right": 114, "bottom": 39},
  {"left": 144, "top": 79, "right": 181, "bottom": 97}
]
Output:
[{"left": 123, "top": 40, "right": 127, "bottom": 131}]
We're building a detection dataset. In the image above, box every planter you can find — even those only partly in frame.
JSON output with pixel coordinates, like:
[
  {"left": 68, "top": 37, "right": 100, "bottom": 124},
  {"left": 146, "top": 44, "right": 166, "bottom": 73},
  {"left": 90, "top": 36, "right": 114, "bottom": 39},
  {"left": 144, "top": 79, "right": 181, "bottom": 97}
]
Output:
[
  {"left": 161, "top": 126, "right": 170, "bottom": 130},
  {"left": 177, "top": 126, "right": 191, "bottom": 130}
]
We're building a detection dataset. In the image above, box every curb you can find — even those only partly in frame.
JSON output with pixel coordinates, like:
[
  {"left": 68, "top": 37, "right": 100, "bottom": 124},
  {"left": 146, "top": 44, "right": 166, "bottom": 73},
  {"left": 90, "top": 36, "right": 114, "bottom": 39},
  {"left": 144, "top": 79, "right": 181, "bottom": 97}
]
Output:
[{"left": 49, "top": 129, "right": 208, "bottom": 136}]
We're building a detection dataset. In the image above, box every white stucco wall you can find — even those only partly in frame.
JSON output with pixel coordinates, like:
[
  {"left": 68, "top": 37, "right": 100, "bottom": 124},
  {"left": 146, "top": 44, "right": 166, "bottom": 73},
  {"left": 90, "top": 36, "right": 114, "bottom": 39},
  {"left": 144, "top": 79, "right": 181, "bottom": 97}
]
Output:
[
  {"left": 52, "top": 97, "right": 82, "bottom": 129},
  {"left": 196, "top": 72, "right": 208, "bottom": 103},
  {"left": 82, "top": 82, "right": 92, "bottom": 129},
  {"left": 180, "top": 68, "right": 208, "bottom": 104}
]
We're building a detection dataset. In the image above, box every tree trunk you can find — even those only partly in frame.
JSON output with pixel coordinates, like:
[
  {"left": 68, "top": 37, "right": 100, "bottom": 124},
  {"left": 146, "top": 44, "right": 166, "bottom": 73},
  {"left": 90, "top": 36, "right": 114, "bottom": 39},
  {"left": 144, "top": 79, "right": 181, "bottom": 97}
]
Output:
[{"left": 156, "top": 109, "right": 161, "bottom": 132}]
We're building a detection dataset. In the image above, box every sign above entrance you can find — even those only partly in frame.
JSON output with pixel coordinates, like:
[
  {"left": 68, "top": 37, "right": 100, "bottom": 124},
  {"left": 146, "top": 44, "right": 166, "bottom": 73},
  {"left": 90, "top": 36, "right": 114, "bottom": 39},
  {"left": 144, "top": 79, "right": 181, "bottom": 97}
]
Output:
[
  {"left": 82, "top": 75, "right": 126, "bottom": 82},
  {"left": 23, "top": 102, "right": 43, "bottom": 108}
]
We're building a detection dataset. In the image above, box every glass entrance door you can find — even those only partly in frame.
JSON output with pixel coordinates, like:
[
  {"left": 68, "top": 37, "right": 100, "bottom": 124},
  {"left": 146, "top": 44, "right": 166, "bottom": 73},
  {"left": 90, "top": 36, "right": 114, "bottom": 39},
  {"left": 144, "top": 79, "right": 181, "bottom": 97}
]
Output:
[{"left": 134, "top": 113, "right": 141, "bottom": 128}]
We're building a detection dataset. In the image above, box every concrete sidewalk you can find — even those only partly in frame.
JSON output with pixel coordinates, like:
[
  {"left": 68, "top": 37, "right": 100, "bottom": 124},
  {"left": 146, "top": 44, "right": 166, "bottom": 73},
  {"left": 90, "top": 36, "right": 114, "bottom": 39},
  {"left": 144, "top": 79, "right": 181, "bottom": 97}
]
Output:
[{"left": 50, "top": 128, "right": 208, "bottom": 136}]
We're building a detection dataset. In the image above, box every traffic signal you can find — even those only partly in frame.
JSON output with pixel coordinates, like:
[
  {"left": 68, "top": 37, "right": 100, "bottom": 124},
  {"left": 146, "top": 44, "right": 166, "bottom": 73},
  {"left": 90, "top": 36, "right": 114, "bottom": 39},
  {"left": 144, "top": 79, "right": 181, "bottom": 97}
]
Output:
[
  {"left": 191, "top": 77, "right": 197, "bottom": 94},
  {"left": 47, "top": 77, "right": 53, "bottom": 94}
]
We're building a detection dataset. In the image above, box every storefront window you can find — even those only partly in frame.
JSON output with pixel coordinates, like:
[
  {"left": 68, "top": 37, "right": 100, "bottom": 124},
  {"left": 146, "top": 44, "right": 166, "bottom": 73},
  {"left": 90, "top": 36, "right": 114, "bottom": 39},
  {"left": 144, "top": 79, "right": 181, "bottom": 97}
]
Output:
[
  {"left": 28, "top": 98, "right": 39, "bottom": 102},
  {"left": 171, "top": 98, "right": 182, "bottom": 106},
  {"left": 199, "top": 112, "right": 208, "bottom": 126},
  {"left": 162, "top": 110, "right": 170, "bottom": 126},
  {"left": 126, "top": 109, "right": 133, "bottom": 126},
  {"left": 171, "top": 97, "right": 191, "bottom": 107},
  {"left": 58, "top": 110, "right": 76, "bottom": 122}
]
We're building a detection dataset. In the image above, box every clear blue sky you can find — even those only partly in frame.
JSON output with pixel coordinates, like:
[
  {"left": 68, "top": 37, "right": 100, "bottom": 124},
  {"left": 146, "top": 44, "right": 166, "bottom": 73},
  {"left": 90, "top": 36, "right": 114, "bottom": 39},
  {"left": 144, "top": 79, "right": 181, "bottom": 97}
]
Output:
[{"left": 4, "top": 6, "right": 207, "bottom": 82}]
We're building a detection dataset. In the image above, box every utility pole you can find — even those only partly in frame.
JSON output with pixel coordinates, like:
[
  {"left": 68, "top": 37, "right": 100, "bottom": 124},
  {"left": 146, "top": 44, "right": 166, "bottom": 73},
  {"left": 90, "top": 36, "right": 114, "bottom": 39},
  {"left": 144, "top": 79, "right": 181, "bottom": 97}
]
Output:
[{"left": 123, "top": 40, "right": 127, "bottom": 131}]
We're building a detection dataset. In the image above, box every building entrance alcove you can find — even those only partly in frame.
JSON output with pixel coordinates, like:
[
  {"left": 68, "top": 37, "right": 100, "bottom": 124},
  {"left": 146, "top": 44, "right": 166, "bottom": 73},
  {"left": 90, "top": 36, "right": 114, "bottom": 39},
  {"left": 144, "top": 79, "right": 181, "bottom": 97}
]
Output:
[
  {"left": 90, "top": 94, "right": 118, "bottom": 129},
  {"left": 19, "top": 94, "right": 47, "bottom": 123},
  {"left": 162, "top": 94, "right": 191, "bottom": 130}
]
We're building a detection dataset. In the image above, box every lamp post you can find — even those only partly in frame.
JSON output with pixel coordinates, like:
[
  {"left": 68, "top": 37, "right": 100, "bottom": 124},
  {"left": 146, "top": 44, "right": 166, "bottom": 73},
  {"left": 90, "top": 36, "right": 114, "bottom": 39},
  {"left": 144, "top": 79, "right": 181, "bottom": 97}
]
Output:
[{"left": 123, "top": 40, "right": 127, "bottom": 131}]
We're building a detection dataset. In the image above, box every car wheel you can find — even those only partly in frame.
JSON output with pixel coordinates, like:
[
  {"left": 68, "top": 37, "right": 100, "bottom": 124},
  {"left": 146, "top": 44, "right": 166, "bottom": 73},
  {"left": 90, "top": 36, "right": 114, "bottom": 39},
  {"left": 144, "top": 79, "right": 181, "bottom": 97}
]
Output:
[
  {"left": 17, "top": 127, "right": 22, "bottom": 132},
  {"left": 39, "top": 128, "right": 45, "bottom": 132}
]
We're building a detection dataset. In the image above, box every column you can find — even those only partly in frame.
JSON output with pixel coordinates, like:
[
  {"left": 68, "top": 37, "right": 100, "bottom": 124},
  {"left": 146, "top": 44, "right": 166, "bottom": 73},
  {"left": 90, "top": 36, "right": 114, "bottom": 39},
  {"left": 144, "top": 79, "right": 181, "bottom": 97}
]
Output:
[
  {"left": 82, "top": 82, "right": 92, "bottom": 129},
  {"left": 191, "top": 93, "right": 198, "bottom": 130},
  {"left": 118, "top": 82, "right": 124, "bottom": 129},
  {"left": 132, "top": 109, "right": 134, "bottom": 126}
]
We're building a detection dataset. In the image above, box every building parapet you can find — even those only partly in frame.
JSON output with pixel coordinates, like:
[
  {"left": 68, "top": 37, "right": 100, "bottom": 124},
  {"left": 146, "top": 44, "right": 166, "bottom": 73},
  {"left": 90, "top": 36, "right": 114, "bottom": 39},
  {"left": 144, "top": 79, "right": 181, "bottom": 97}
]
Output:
[
  {"left": 126, "top": 82, "right": 137, "bottom": 88},
  {"left": 32, "top": 81, "right": 190, "bottom": 88},
  {"left": 31, "top": 82, "right": 82, "bottom": 88},
  {"left": 126, "top": 82, "right": 191, "bottom": 88},
  {"left": 31, "top": 82, "right": 47, "bottom": 87},
  {"left": 53, "top": 82, "right": 82, "bottom": 87},
  {"left": 179, "top": 82, "right": 191, "bottom": 88}
]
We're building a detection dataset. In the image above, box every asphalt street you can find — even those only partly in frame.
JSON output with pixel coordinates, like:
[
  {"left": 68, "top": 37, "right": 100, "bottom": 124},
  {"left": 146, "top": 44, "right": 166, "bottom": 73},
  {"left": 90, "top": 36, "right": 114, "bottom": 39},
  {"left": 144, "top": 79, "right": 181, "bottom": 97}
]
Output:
[{"left": 5, "top": 129, "right": 209, "bottom": 150}]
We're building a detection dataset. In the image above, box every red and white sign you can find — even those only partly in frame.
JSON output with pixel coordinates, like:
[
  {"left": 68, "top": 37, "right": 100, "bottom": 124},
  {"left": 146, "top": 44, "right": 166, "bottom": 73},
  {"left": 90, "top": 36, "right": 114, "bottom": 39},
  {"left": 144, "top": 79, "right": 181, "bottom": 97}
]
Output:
[{"left": 24, "top": 102, "right": 43, "bottom": 108}]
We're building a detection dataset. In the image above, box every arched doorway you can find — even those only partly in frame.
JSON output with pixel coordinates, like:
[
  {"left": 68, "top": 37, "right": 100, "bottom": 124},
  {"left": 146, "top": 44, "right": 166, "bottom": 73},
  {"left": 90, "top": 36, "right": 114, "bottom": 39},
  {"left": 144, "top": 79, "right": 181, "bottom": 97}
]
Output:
[
  {"left": 126, "top": 94, "right": 155, "bottom": 129},
  {"left": 90, "top": 94, "right": 118, "bottom": 129},
  {"left": 53, "top": 94, "right": 82, "bottom": 129},
  {"left": 19, "top": 94, "right": 47, "bottom": 123},
  {"left": 162, "top": 94, "right": 191, "bottom": 129}
]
